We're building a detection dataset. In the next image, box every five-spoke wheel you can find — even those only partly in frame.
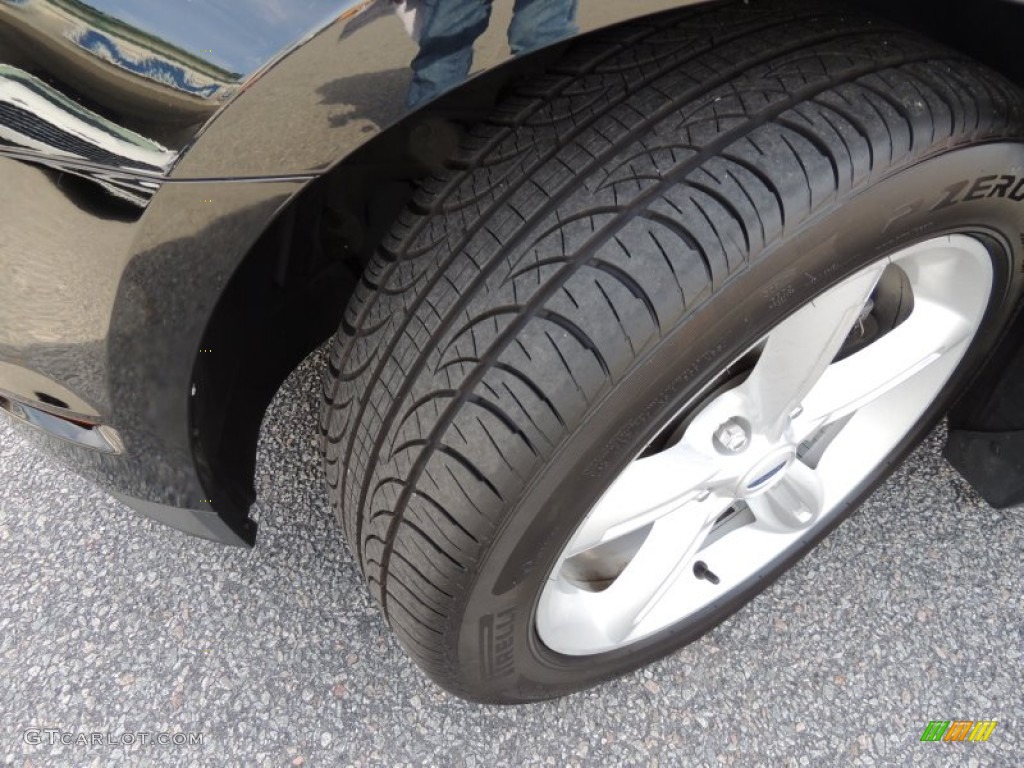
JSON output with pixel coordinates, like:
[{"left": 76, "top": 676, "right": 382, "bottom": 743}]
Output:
[{"left": 537, "top": 236, "right": 992, "bottom": 655}]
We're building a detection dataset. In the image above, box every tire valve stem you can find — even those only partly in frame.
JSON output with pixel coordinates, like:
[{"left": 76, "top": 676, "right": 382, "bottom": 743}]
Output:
[{"left": 693, "top": 561, "right": 720, "bottom": 585}]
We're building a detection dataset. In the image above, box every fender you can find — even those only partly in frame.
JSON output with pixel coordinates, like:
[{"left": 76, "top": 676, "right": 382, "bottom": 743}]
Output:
[{"left": 0, "top": 0, "right": 696, "bottom": 544}]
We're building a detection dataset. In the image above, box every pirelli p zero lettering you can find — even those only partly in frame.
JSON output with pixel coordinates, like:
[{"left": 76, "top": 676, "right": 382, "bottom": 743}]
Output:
[{"left": 932, "top": 175, "right": 1024, "bottom": 210}]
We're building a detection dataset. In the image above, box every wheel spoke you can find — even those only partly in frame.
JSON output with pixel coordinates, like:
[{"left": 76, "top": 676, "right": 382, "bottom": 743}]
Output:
[
  {"left": 563, "top": 442, "right": 719, "bottom": 558},
  {"left": 746, "top": 460, "right": 824, "bottom": 532},
  {"left": 794, "top": 296, "right": 975, "bottom": 441},
  {"left": 736, "top": 262, "right": 887, "bottom": 440},
  {"left": 593, "top": 492, "right": 733, "bottom": 642}
]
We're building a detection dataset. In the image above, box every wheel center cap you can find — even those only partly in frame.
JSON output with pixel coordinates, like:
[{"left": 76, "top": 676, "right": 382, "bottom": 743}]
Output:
[{"left": 734, "top": 446, "right": 796, "bottom": 498}]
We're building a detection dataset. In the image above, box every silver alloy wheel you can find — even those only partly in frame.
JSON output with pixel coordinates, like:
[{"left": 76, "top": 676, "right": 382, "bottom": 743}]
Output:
[{"left": 536, "top": 235, "right": 993, "bottom": 656}]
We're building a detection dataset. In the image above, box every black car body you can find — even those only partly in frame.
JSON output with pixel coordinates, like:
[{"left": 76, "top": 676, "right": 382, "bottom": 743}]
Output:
[{"left": 2, "top": 0, "right": 1023, "bottom": 550}]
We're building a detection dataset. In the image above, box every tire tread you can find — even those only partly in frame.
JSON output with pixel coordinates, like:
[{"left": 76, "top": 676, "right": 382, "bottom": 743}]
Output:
[{"left": 318, "top": 0, "right": 1024, "bottom": 687}]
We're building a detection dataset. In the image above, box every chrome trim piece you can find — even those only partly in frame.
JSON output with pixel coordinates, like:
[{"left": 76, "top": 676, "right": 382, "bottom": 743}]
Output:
[{"left": 0, "top": 395, "right": 123, "bottom": 453}]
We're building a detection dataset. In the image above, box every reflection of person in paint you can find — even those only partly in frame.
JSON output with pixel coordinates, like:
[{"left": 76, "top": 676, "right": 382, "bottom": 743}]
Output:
[{"left": 396, "top": 0, "right": 579, "bottom": 108}]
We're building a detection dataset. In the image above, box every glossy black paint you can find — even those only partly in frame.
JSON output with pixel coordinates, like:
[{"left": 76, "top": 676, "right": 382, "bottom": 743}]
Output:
[
  {"left": 1, "top": 171, "right": 304, "bottom": 545},
  {"left": 0, "top": 0, "right": 352, "bottom": 142},
  {"left": 2, "top": 0, "right": 1023, "bottom": 547},
  {"left": 0, "top": 0, "right": 701, "bottom": 544}
]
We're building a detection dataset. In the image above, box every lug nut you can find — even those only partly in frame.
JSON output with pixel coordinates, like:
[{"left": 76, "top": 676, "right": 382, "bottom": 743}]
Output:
[{"left": 713, "top": 417, "right": 750, "bottom": 454}]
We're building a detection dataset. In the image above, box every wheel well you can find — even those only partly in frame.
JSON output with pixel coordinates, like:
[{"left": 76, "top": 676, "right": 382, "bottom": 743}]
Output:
[
  {"left": 190, "top": 38, "right": 572, "bottom": 513},
  {"left": 192, "top": 0, "right": 1024, "bottom": 518}
]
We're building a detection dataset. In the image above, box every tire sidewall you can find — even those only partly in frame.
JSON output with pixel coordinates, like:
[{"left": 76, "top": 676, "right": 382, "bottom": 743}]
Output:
[{"left": 448, "top": 141, "right": 1024, "bottom": 702}]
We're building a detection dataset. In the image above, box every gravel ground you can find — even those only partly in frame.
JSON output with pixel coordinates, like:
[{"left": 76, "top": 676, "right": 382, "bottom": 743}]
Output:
[{"left": 0, "top": 346, "right": 1021, "bottom": 767}]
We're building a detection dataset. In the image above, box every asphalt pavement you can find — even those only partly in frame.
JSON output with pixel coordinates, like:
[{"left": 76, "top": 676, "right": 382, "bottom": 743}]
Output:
[{"left": 0, "top": 346, "right": 1021, "bottom": 767}]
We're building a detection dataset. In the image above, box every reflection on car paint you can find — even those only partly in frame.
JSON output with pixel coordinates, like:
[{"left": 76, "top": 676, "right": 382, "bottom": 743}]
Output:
[
  {"left": 0, "top": 0, "right": 241, "bottom": 103},
  {"left": 71, "top": 29, "right": 234, "bottom": 99},
  {"left": 0, "top": 63, "right": 172, "bottom": 203},
  {"left": 397, "top": 0, "right": 579, "bottom": 108}
]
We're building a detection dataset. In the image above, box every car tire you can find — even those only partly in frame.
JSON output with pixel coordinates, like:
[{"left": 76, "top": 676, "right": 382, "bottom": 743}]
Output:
[{"left": 320, "top": 1, "right": 1024, "bottom": 702}]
